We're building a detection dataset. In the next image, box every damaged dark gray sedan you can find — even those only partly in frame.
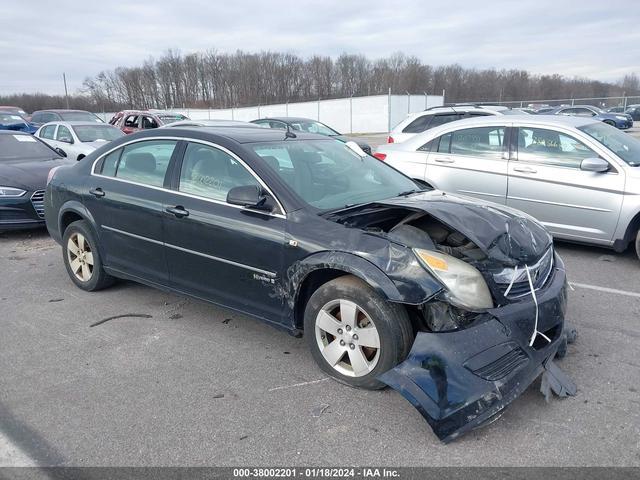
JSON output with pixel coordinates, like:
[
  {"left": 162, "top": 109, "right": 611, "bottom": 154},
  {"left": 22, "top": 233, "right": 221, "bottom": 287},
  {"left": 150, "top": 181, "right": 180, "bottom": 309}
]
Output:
[{"left": 44, "top": 127, "right": 576, "bottom": 442}]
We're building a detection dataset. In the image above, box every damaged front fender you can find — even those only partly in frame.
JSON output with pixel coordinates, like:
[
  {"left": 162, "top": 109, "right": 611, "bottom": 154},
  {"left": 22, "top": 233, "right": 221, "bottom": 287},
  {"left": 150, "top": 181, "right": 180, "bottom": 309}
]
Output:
[{"left": 379, "top": 264, "right": 576, "bottom": 443}]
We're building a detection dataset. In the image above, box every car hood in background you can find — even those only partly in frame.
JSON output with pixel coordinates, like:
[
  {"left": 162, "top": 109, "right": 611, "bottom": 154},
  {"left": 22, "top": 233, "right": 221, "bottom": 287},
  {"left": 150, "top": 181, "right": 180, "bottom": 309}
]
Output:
[{"left": 0, "top": 157, "right": 73, "bottom": 190}]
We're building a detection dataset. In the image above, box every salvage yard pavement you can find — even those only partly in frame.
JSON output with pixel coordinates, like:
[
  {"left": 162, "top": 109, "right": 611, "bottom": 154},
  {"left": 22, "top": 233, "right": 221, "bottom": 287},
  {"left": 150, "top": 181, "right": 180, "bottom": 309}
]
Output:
[{"left": 1, "top": 228, "right": 639, "bottom": 467}]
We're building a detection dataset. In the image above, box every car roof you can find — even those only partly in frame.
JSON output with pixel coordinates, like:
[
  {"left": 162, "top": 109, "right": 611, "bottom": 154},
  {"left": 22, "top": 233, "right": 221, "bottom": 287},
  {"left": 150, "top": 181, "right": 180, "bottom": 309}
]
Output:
[
  {"left": 258, "top": 117, "right": 320, "bottom": 123},
  {"left": 33, "top": 109, "right": 93, "bottom": 113},
  {"left": 40, "top": 121, "right": 116, "bottom": 127},
  {"left": 159, "top": 126, "right": 332, "bottom": 144},
  {"left": 163, "top": 119, "right": 258, "bottom": 127}
]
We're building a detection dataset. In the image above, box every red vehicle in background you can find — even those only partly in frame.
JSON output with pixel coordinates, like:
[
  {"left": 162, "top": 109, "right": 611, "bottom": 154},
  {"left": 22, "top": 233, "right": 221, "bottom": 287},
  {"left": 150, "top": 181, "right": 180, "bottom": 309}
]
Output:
[{"left": 109, "top": 110, "right": 189, "bottom": 134}]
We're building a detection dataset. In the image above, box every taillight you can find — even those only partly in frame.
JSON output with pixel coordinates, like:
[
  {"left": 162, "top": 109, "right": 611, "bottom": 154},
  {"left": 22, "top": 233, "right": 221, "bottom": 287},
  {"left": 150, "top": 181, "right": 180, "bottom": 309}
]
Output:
[
  {"left": 373, "top": 153, "right": 387, "bottom": 161},
  {"left": 387, "top": 136, "right": 394, "bottom": 143},
  {"left": 47, "top": 166, "right": 61, "bottom": 185}
]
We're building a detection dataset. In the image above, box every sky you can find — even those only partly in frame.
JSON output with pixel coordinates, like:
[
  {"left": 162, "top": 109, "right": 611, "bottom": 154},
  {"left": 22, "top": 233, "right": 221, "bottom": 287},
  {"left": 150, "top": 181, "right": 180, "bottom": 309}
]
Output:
[{"left": 1, "top": 0, "right": 638, "bottom": 95}]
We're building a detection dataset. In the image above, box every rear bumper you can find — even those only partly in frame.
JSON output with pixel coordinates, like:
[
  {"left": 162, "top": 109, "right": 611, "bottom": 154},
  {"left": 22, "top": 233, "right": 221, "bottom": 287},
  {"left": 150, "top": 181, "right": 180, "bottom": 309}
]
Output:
[{"left": 379, "top": 258, "right": 572, "bottom": 443}]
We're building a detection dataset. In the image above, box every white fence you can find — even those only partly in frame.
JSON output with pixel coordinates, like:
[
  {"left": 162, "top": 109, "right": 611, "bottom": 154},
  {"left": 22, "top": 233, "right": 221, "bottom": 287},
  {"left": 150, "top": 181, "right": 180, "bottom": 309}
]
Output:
[{"left": 97, "top": 93, "right": 443, "bottom": 134}]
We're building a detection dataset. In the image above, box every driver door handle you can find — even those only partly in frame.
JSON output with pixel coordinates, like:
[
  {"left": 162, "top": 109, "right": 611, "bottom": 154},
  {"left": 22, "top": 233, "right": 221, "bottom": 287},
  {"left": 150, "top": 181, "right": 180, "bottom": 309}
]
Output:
[
  {"left": 89, "top": 187, "right": 105, "bottom": 197},
  {"left": 513, "top": 166, "right": 537, "bottom": 174},
  {"left": 165, "top": 205, "right": 189, "bottom": 218},
  {"left": 434, "top": 157, "right": 455, "bottom": 164}
]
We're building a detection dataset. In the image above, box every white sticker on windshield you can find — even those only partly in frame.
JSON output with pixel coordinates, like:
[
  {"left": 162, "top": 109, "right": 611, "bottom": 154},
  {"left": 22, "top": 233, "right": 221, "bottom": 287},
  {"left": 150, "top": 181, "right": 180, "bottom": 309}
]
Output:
[{"left": 13, "top": 135, "right": 36, "bottom": 142}]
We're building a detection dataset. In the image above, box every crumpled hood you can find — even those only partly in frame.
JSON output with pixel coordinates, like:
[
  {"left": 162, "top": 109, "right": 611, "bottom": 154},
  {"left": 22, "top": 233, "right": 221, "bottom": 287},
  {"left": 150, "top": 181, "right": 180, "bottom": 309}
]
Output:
[
  {"left": 0, "top": 157, "right": 72, "bottom": 190},
  {"left": 374, "top": 191, "right": 552, "bottom": 265}
]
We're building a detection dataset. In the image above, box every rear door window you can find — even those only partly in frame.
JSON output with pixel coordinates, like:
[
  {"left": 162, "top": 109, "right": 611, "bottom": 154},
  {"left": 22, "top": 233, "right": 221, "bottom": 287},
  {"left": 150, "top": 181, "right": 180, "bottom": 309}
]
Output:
[
  {"left": 112, "top": 140, "right": 177, "bottom": 187},
  {"left": 437, "top": 126, "right": 506, "bottom": 158},
  {"left": 124, "top": 115, "right": 139, "bottom": 128},
  {"left": 40, "top": 125, "right": 56, "bottom": 139}
]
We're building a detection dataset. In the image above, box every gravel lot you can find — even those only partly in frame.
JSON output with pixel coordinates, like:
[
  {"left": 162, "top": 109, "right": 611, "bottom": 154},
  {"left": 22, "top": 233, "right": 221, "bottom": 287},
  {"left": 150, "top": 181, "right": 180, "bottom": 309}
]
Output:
[{"left": 1, "top": 123, "right": 639, "bottom": 467}]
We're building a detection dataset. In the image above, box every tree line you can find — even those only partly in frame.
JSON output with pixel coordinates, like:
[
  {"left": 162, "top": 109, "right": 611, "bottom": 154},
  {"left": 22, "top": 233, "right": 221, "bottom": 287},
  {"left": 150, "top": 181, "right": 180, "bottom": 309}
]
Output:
[{"left": 2, "top": 50, "right": 639, "bottom": 113}]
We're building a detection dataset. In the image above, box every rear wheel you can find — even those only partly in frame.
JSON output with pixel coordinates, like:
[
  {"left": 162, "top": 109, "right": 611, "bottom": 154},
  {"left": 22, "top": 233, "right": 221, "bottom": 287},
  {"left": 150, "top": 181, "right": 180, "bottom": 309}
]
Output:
[
  {"left": 304, "top": 275, "right": 413, "bottom": 390},
  {"left": 62, "top": 220, "right": 114, "bottom": 291}
]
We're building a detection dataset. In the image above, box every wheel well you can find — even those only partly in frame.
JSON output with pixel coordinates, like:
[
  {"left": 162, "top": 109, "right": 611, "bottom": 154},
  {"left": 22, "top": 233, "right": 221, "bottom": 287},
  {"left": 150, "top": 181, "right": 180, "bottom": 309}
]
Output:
[
  {"left": 60, "top": 211, "right": 84, "bottom": 235},
  {"left": 618, "top": 211, "right": 640, "bottom": 252},
  {"left": 294, "top": 269, "right": 349, "bottom": 330}
]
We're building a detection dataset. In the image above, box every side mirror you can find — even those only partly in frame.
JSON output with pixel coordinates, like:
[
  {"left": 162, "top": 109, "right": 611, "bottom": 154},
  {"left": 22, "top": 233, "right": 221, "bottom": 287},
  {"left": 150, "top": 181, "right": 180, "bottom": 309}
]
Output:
[
  {"left": 227, "top": 185, "right": 270, "bottom": 211},
  {"left": 580, "top": 158, "right": 609, "bottom": 173},
  {"left": 54, "top": 147, "right": 67, "bottom": 158}
]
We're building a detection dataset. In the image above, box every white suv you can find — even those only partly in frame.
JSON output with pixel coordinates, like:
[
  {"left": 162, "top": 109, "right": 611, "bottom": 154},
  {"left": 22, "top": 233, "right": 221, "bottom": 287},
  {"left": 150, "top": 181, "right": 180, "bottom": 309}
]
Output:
[{"left": 388, "top": 104, "right": 520, "bottom": 144}]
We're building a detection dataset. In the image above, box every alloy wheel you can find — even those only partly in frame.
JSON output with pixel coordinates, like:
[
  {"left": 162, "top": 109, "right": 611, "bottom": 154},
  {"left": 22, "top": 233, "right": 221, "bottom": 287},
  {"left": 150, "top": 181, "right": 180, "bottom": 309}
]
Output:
[
  {"left": 66, "top": 232, "right": 94, "bottom": 282},
  {"left": 315, "top": 299, "right": 381, "bottom": 377}
]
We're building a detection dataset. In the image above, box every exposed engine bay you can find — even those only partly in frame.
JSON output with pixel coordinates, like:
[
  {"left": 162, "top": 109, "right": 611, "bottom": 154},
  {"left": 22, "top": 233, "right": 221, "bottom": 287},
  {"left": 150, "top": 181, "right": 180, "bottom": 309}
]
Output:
[{"left": 326, "top": 203, "right": 554, "bottom": 333}]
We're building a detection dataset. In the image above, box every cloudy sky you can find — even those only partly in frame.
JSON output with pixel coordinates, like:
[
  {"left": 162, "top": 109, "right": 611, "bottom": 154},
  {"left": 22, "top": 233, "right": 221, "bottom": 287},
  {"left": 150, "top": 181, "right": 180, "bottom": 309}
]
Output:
[{"left": 1, "top": 0, "right": 638, "bottom": 94}]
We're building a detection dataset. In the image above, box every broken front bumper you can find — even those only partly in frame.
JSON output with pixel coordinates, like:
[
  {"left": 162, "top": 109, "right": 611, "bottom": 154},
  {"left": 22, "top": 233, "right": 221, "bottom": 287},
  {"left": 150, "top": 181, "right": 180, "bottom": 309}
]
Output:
[{"left": 379, "top": 259, "right": 574, "bottom": 443}]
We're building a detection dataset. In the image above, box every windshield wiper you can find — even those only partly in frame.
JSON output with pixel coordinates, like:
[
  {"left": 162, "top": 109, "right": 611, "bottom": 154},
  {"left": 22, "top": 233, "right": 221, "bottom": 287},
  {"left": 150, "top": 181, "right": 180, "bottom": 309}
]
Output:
[{"left": 396, "top": 188, "right": 427, "bottom": 197}]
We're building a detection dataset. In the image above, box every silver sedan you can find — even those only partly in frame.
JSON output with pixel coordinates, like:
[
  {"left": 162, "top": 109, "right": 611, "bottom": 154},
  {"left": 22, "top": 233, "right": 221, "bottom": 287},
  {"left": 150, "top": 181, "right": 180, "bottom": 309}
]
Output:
[{"left": 375, "top": 115, "right": 640, "bottom": 260}]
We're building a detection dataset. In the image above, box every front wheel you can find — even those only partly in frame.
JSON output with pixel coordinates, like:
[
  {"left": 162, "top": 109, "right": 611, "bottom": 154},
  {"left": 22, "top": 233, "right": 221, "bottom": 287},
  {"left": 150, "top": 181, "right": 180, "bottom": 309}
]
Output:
[
  {"left": 635, "top": 229, "right": 640, "bottom": 262},
  {"left": 604, "top": 120, "right": 616, "bottom": 127},
  {"left": 304, "top": 275, "right": 413, "bottom": 390}
]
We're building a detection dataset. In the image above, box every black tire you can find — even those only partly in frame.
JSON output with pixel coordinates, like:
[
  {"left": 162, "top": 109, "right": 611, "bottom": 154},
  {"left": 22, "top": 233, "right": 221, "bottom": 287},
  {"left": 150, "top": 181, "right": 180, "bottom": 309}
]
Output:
[
  {"left": 636, "top": 229, "right": 640, "bottom": 263},
  {"left": 304, "top": 275, "right": 413, "bottom": 390},
  {"left": 604, "top": 120, "right": 616, "bottom": 127},
  {"left": 62, "top": 220, "right": 114, "bottom": 291}
]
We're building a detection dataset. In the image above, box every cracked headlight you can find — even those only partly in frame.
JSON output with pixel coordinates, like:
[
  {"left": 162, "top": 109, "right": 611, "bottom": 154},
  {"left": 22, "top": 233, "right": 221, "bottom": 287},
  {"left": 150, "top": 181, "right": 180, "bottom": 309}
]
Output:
[
  {"left": 414, "top": 249, "right": 493, "bottom": 310},
  {"left": 0, "top": 187, "right": 26, "bottom": 198}
]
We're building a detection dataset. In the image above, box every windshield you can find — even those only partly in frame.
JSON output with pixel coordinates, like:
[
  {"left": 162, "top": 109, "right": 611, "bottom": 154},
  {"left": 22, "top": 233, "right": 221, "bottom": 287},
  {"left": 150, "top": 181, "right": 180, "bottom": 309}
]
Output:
[
  {"left": 72, "top": 125, "right": 124, "bottom": 142},
  {"left": 250, "top": 139, "right": 418, "bottom": 210},
  {"left": 288, "top": 120, "right": 340, "bottom": 136},
  {"left": 578, "top": 122, "right": 640, "bottom": 166},
  {"left": 0, "top": 113, "right": 26, "bottom": 124},
  {"left": 0, "top": 134, "right": 55, "bottom": 160},
  {"left": 59, "top": 112, "right": 102, "bottom": 122}
]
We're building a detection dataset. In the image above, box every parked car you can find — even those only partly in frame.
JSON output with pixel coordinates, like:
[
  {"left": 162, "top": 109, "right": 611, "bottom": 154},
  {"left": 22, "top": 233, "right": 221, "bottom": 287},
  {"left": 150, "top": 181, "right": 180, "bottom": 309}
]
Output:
[
  {"left": 45, "top": 126, "right": 575, "bottom": 442},
  {"left": 109, "top": 110, "right": 189, "bottom": 134},
  {"left": 534, "top": 106, "right": 556, "bottom": 114},
  {"left": 0, "top": 131, "right": 72, "bottom": 230},
  {"left": 624, "top": 104, "right": 640, "bottom": 121},
  {"left": 161, "top": 119, "right": 257, "bottom": 128},
  {"left": 0, "top": 106, "right": 28, "bottom": 117},
  {"left": 30, "top": 110, "right": 103, "bottom": 127},
  {"left": 387, "top": 104, "right": 517, "bottom": 144},
  {"left": 550, "top": 104, "right": 633, "bottom": 129},
  {"left": 0, "top": 111, "right": 37, "bottom": 134},
  {"left": 375, "top": 115, "right": 640, "bottom": 260},
  {"left": 35, "top": 122, "right": 124, "bottom": 160},
  {"left": 607, "top": 106, "right": 626, "bottom": 113},
  {"left": 250, "top": 117, "right": 372, "bottom": 154}
]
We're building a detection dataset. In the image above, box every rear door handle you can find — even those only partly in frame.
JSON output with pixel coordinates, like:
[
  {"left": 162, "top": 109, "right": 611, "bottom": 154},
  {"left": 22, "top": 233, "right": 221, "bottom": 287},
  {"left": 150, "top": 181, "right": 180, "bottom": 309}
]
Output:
[
  {"left": 165, "top": 205, "right": 189, "bottom": 218},
  {"left": 434, "top": 157, "right": 455, "bottom": 164},
  {"left": 89, "top": 187, "right": 105, "bottom": 197},
  {"left": 513, "top": 166, "right": 537, "bottom": 174}
]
